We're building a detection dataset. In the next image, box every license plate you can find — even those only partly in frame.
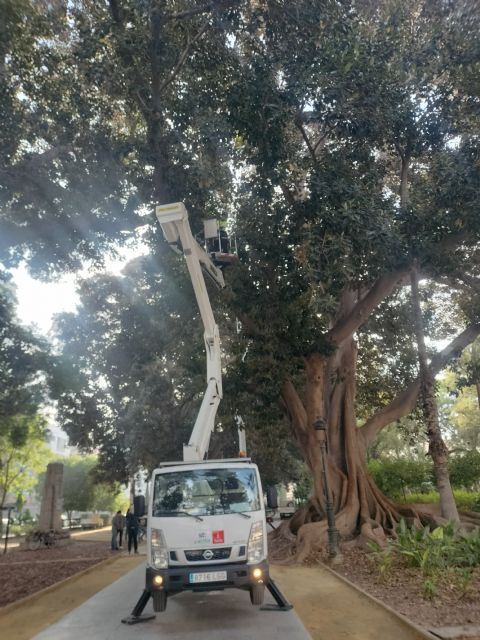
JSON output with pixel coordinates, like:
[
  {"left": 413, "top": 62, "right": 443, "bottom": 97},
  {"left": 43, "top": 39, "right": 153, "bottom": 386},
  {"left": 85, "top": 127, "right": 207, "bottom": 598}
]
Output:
[{"left": 189, "top": 571, "right": 227, "bottom": 584}]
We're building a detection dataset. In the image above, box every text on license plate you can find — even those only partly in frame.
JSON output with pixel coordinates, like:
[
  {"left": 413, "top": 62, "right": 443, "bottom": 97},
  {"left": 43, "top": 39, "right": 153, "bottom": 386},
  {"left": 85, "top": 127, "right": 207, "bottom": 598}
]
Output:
[{"left": 189, "top": 571, "right": 227, "bottom": 584}]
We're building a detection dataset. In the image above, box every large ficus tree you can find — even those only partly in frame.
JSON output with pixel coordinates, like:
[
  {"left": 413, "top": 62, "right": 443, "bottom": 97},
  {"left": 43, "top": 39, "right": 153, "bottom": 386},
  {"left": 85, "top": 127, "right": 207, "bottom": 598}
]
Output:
[
  {"left": 2, "top": 0, "right": 480, "bottom": 559},
  {"left": 1, "top": 0, "right": 244, "bottom": 274},
  {"left": 1, "top": 0, "right": 249, "bottom": 474},
  {"left": 222, "top": 0, "right": 480, "bottom": 559},
  {"left": 53, "top": 257, "right": 210, "bottom": 481}
]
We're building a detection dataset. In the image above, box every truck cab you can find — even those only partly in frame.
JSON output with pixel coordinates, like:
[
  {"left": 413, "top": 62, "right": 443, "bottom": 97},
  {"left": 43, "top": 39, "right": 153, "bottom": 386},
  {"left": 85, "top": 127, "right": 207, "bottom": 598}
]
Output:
[{"left": 145, "top": 459, "right": 268, "bottom": 611}]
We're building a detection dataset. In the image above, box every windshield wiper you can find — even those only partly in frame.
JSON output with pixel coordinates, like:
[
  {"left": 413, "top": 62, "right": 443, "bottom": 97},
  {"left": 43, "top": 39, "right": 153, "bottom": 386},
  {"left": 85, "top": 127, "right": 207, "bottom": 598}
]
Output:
[
  {"left": 177, "top": 511, "right": 204, "bottom": 521},
  {"left": 233, "top": 511, "right": 251, "bottom": 519},
  {"left": 156, "top": 510, "right": 203, "bottom": 522}
]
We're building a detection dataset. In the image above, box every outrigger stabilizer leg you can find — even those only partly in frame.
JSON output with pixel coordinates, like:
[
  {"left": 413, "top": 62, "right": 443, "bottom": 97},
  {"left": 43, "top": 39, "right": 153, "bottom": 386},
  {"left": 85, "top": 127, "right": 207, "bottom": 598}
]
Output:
[
  {"left": 121, "top": 590, "right": 155, "bottom": 625},
  {"left": 261, "top": 578, "right": 293, "bottom": 611}
]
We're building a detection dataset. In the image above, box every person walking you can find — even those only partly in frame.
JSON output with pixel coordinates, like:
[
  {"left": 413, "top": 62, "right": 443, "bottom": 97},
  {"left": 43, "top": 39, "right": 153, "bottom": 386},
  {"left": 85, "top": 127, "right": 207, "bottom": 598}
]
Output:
[
  {"left": 126, "top": 507, "right": 139, "bottom": 554},
  {"left": 113, "top": 510, "right": 125, "bottom": 549},
  {"left": 110, "top": 513, "right": 119, "bottom": 551}
]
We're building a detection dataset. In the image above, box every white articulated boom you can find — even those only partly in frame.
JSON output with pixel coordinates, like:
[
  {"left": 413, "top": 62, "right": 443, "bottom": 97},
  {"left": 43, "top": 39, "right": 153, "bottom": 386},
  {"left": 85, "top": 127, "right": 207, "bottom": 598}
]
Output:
[
  {"left": 155, "top": 202, "right": 225, "bottom": 462},
  {"left": 142, "top": 203, "right": 271, "bottom": 616}
]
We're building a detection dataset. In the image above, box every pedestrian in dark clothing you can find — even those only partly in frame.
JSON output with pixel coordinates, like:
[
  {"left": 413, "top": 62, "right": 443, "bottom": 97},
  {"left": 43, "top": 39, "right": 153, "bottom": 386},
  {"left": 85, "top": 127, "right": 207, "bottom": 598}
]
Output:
[
  {"left": 126, "top": 507, "right": 139, "bottom": 554},
  {"left": 111, "top": 513, "right": 119, "bottom": 551},
  {"left": 113, "top": 510, "right": 125, "bottom": 549}
]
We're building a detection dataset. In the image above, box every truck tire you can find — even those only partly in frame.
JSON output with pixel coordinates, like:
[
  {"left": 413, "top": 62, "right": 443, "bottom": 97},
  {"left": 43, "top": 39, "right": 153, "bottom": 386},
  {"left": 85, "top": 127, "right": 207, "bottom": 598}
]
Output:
[
  {"left": 249, "top": 584, "right": 265, "bottom": 606},
  {"left": 152, "top": 590, "right": 167, "bottom": 612}
]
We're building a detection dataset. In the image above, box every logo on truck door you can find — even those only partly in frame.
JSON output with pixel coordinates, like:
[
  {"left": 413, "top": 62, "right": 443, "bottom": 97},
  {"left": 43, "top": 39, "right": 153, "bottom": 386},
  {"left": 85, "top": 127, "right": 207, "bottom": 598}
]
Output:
[
  {"left": 194, "top": 530, "right": 211, "bottom": 545},
  {"left": 212, "top": 530, "right": 224, "bottom": 544}
]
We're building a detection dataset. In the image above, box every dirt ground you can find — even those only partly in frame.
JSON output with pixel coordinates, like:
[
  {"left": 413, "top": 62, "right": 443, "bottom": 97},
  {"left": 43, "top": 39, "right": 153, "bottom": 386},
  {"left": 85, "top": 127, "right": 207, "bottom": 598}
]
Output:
[
  {"left": 0, "top": 555, "right": 144, "bottom": 640},
  {"left": 334, "top": 546, "right": 480, "bottom": 630},
  {"left": 0, "top": 539, "right": 116, "bottom": 607}
]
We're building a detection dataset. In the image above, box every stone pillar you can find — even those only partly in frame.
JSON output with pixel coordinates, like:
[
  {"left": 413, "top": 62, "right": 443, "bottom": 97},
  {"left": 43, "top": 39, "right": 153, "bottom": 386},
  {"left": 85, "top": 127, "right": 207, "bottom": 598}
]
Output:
[{"left": 38, "top": 462, "right": 64, "bottom": 532}]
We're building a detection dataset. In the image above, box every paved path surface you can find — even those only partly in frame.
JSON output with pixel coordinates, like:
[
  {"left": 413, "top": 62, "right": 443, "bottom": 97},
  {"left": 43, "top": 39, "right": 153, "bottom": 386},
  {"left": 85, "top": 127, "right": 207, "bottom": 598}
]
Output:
[
  {"left": 1, "top": 525, "right": 434, "bottom": 640},
  {"left": 273, "top": 565, "right": 434, "bottom": 640},
  {"left": 32, "top": 562, "right": 311, "bottom": 640}
]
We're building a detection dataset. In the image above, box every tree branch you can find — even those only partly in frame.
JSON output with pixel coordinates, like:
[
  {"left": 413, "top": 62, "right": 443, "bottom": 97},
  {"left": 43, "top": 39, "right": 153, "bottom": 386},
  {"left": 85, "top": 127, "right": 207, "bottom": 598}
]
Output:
[
  {"left": 281, "top": 380, "right": 308, "bottom": 434},
  {"left": 158, "top": 20, "right": 209, "bottom": 93},
  {"left": 361, "top": 322, "right": 480, "bottom": 446},
  {"left": 328, "top": 269, "right": 409, "bottom": 347},
  {"left": 436, "top": 230, "right": 472, "bottom": 252},
  {"left": 429, "top": 324, "right": 480, "bottom": 372},
  {"left": 280, "top": 183, "right": 297, "bottom": 207},
  {"left": 312, "top": 130, "right": 329, "bottom": 153},
  {"left": 165, "top": 3, "right": 214, "bottom": 21},
  {"left": 459, "top": 273, "right": 480, "bottom": 292},
  {"left": 108, "top": 0, "right": 122, "bottom": 24},
  {"left": 294, "top": 115, "right": 329, "bottom": 163},
  {"left": 2, "top": 146, "right": 73, "bottom": 174},
  {"left": 295, "top": 121, "right": 317, "bottom": 163}
]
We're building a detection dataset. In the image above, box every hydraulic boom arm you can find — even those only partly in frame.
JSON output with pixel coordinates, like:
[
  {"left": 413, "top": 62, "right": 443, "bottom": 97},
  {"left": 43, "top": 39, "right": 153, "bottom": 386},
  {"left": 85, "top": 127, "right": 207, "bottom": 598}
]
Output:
[{"left": 155, "top": 202, "right": 225, "bottom": 462}]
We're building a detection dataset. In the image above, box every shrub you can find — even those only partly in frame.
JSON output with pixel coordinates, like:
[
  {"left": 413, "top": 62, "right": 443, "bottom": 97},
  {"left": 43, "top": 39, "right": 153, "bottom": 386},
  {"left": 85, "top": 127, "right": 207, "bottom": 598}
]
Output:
[
  {"left": 293, "top": 464, "right": 313, "bottom": 506},
  {"left": 368, "top": 458, "right": 433, "bottom": 499},
  {"left": 370, "top": 521, "right": 480, "bottom": 599},
  {"left": 404, "top": 490, "right": 480, "bottom": 512},
  {"left": 449, "top": 452, "right": 480, "bottom": 490},
  {"left": 396, "top": 521, "right": 480, "bottom": 570}
]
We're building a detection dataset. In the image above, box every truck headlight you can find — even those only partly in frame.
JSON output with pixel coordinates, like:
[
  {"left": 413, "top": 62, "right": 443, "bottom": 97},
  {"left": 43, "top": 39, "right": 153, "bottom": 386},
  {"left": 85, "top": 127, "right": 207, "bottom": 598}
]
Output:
[
  {"left": 151, "top": 528, "right": 168, "bottom": 569},
  {"left": 247, "top": 521, "right": 265, "bottom": 564}
]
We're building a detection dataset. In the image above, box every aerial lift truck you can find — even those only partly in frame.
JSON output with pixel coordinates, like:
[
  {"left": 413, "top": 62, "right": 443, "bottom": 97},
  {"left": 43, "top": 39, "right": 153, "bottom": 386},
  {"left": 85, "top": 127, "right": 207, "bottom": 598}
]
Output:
[{"left": 144, "top": 202, "right": 269, "bottom": 612}]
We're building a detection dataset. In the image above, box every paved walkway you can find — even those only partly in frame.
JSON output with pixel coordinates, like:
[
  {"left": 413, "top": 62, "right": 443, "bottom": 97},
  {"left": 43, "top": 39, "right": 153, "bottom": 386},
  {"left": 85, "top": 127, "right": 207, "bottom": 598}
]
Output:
[
  {"left": 32, "top": 562, "right": 311, "bottom": 640},
  {"left": 0, "top": 525, "right": 435, "bottom": 640},
  {"left": 272, "top": 565, "right": 434, "bottom": 640}
]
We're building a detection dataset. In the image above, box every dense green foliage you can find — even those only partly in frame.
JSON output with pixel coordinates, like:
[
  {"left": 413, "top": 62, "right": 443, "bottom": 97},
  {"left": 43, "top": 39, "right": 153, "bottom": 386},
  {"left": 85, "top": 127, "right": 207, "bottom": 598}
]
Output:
[
  {"left": 371, "top": 521, "right": 480, "bottom": 598},
  {"left": 439, "top": 356, "right": 480, "bottom": 452},
  {"left": 368, "top": 458, "right": 433, "bottom": 499},
  {"left": 0, "top": 414, "right": 51, "bottom": 524},
  {"left": 0, "top": 268, "right": 57, "bottom": 519},
  {"left": 449, "top": 452, "right": 480, "bottom": 490},
  {"left": 0, "top": 271, "right": 50, "bottom": 421},
  {"left": 404, "top": 491, "right": 480, "bottom": 513},
  {"left": 0, "top": 1, "right": 479, "bottom": 497},
  {"left": 368, "top": 455, "right": 480, "bottom": 501}
]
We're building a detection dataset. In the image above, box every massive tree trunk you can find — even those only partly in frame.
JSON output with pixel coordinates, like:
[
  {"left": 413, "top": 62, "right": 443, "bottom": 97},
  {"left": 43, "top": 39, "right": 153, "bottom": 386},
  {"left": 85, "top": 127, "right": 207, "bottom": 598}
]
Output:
[
  {"left": 410, "top": 267, "right": 459, "bottom": 523},
  {"left": 270, "top": 278, "right": 480, "bottom": 563}
]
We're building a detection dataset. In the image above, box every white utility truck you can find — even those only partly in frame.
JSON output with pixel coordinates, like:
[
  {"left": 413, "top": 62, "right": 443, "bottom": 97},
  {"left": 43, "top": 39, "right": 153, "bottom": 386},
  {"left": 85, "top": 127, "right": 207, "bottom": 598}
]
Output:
[{"left": 145, "top": 203, "right": 268, "bottom": 613}]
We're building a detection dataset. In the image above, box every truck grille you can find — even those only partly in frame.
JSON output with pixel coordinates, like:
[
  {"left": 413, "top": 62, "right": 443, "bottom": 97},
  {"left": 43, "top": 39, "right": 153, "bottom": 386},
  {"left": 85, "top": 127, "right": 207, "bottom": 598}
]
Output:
[{"left": 185, "top": 547, "right": 232, "bottom": 561}]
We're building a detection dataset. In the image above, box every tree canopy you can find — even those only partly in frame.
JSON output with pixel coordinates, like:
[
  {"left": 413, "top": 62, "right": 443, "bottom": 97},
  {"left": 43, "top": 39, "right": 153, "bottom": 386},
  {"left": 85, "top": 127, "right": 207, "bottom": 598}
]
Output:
[
  {"left": 0, "top": 271, "right": 50, "bottom": 421},
  {"left": 1, "top": 0, "right": 479, "bottom": 552},
  {"left": 0, "top": 413, "right": 51, "bottom": 523}
]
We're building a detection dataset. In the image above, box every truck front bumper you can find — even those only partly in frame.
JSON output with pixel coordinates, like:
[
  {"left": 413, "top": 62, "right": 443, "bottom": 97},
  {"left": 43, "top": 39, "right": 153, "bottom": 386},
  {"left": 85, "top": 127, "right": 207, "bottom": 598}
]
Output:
[{"left": 146, "top": 561, "right": 269, "bottom": 594}]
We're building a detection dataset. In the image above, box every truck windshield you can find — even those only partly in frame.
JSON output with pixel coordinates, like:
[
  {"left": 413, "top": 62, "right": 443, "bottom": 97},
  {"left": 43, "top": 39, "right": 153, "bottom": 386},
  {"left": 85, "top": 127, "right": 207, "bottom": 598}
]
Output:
[{"left": 153, "top": 468, "right": 261, "bottom": 518}]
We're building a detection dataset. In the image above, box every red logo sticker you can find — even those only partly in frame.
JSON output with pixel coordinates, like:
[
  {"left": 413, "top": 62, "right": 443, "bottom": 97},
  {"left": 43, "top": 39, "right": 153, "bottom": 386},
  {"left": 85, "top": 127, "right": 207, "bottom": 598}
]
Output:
[{"left": 212, "top": 530, "right": 224, "bottom": 544}]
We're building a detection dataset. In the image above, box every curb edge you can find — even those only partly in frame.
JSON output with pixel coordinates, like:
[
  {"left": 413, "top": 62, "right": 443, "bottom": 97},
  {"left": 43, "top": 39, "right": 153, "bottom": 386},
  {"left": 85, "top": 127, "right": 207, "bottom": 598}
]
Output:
[{"left": 320, "top": 561, "right": 439, "bottom": 640}]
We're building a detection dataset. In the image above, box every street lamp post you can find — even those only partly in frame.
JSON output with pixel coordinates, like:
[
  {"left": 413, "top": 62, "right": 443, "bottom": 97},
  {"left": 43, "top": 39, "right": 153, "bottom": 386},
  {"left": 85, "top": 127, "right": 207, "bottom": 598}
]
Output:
[{"left": 313, "top": 418, "right": 340, "bottom": 559}]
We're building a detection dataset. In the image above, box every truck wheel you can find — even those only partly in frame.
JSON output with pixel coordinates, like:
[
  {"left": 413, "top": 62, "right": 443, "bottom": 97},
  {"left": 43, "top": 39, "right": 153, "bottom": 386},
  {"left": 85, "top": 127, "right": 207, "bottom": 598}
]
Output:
[
  {"left": 152, "top": 590, "right": 167, "bottom": 612},
  {"left": 249, "top": 584, "right": 265, "bottom": 606}
]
